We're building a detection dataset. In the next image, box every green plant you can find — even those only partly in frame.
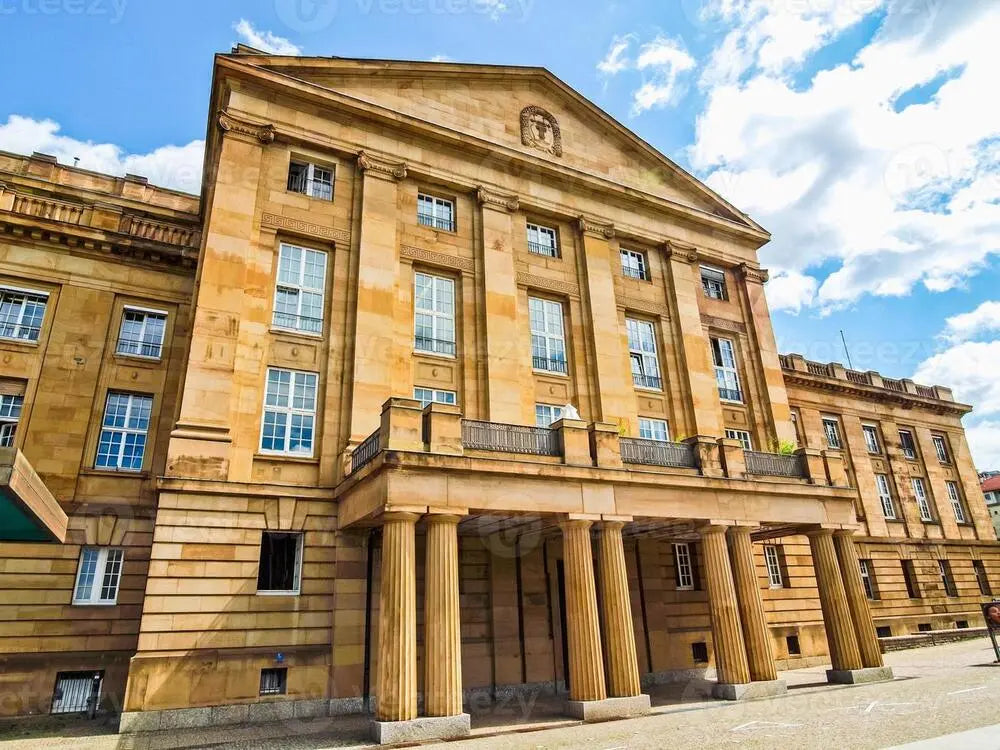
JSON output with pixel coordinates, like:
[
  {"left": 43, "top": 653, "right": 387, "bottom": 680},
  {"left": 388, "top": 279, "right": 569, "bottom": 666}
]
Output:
[{"left": 768, "top": 438, "right": 798, "bottom": 455}]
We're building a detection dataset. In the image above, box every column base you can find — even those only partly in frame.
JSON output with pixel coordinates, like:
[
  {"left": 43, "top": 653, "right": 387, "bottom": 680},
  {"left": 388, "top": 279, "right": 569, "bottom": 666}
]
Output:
[
  {"left": 565, "top": 694, "right": 651, "bottom": 721},
  {"left": 712, "top": 680, "right": 788, "bottom": 701},
  {"left": 370, "top": 714, "right": 471, "bottom": 744},
  {"left": 826, "top": 666, "right": 894, "bottom": 685}
]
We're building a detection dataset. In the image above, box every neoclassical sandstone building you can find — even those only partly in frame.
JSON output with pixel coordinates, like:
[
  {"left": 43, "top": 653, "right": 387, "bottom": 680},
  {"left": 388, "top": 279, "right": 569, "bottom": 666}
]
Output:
[{"left": 0, "top": 47, "right": 997, "bottom": 742}]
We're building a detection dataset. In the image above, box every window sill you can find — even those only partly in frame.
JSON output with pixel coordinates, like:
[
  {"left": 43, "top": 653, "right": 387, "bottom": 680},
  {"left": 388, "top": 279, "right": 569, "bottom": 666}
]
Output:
[
  {"left": 256, "top": 452, "right": 317, "bottom": 463},
  {"left": 270, "top": 326, "right": 324, "bottom": 341},
  {"left": 286, "top": 189, "right": 333, "bottom": 203},
  {"left": 920, "top": 519, "right": 940, "bottom": 525},
  {"left": 532, "top": 368, "right": 570, "bottom": 379},
  {"left": 256, "top": 590, "right": 301, "bottom": 597},
  {"left": 72, "top": 601, "right": 119, "bottom": 607},
  {"left": 413, "top": 349, "right": 456, "bottom": 361},
  {"left": 80, "top": 468, "right": 149, "bottom": 479},
  {"left": 113, "top": 353, "right": 163, "bottom": 368},
  {"left": 0, "top": 337, "right": 40, "bottom": 350},
  {"left": 884, "top": 517, "right": 905, "bottom": 524},
  {"left": 634, "top": 385, "right": 663, "bottom": 394},
  {"left": 720, "top": 398, "right": 745, "bottom": 406}
]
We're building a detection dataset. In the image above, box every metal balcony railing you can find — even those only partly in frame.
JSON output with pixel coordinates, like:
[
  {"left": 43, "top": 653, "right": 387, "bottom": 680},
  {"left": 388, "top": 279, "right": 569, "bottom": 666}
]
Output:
[
  {"left": 116, "top": 338, "right": 162, "bottom": 359},
  {"left": 632, "top": 373, "right": 662, "bottom": 390},
  {"left": 461, "top": 419, "right": 559, "bottom": 456},
  {"left": 717, "top": 386, "right": 743, "bottom": 403},
  {"left": 527, "top": 241, "right": 558, "bottom": 257},
  {"left": 414, "top": 336, "right": 457, "bottom": 356},
  {"left": 532, "top": 356, "right": 568, "bottom": 374},
  {"left": 417, "top": 212, "right": 455, "bottom": 232},
  {"left": 272, "top": 311, "right": 324, "bottom": 334},
  {"left": 744, "top": 450, "right": 805, "bottom": 478},
  {"left": 620, "top": 438, "right": 696, "bottom": 469},
  {"left": 351, "top": 429, "right": 382, "bottom": 475}
]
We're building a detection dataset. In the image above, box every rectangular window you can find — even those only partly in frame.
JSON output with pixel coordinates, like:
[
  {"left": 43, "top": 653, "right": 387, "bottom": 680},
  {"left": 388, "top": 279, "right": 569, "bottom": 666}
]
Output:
[
  {"left": 764, "top": 545, "right": 783, "bottom": 588},
  {"left": 822, "top": 417, "right": 842, "bottom": 449},
  {"left": 725, "top": 429, "right": 753, "bottom": 451},
  {"left": 911, "top": 477, "right": 933, "bottom": 521},
  {"left": 932, "top": 435, "right": 950, "bottom": 464},
  {"left": 938, "top": 560, "right": 957, "bottom": 597},
  {"left": 973, "top": 560, "right": 992, "bottom": 596},
  {"left": 0, "top": 393, "right": 23, "bottom": 448},
  {"left": 72, "top": 547, "right": 124, "bottom": 605},
  {"left": 534, "top": 403, "right": 564, "bottom": 427},
  {"left": 700, "top": 266, "right": 727, "bottom": 300},
  {"left": 526, "top": 222, "right": 558, "bottom": 257},
  {"left": 945, "top": 481, "right": 967, "bottom": 523},
  {"left": 273, "top": 243, "right": 327, "bottom": 334},
  {"left": 859, "top": 559, "right": 878, "bottom": 600},
  {"left": 639, "top": 417, "right": 670, "bottom": 442},
  {"left": 899, "top": 429, "right": 917, "bottom": 460},
  {"left": 417, "top": 193, "right": 455, "bottom": 231},
  {"left": 95, "top": 392, "right": 153, "bottom": 471},
  {"left": 901, "top": 559, "right": 920, "bottom": 599},
  {"left": 116, "top": 307, "right": 167, "bottom": 359},
  {"left": 257, "top": 532, "right": 304, "bottom": 595},
  {"left": 413, "top": 387, "right": 457, "bottom": 407},
  {"left": 863, "top": 424, "right": 881, "bottom": 454},
  {"left": 51, "top": 671, "right": 103, "bottom": 714},
  {"left": 259, "top": 668, "right": 288, "bottom": 696},
  {"left": 626, "top": 318, "right": 662, "bottom": 390},
  {"left": 875, "top": 474, "right": 896, "bottom": 519},
  {"left": 414, "top": 272, "right": 456, "bottom": 356},
  {"left": 620, "top": 249, "right": 648, "bottom": 280},
  {"left": 711, "top": 337, "right": 742, "bottom": 402},
  {"left": 260, "top": 368, "right": 318, "bottom": 456},
  {"left": 674, "top": 543, "right": 694, "bottom": 590},
  {"left": 287, "top": 160, "right": 333, "bottom": 201},
  {"left": 529, "top": 297, "right": 567, "bottom": 374},
  {"left": 0, "top": 287, "right": 48, "bottom": 342}
]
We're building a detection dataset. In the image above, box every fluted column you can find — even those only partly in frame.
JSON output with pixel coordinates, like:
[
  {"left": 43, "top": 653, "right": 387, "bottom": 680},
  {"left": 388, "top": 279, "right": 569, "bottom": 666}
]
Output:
[
  {"left": 727, "top": 527, "right": 778, "bottom": 682},
  {"left": 833, "top": 530, "right": 884, "bottom": 669},
  {"left": 597, "top": 522, "right": 641, "bottom": 697},
  {"left": 701, "top": 525, "right": 751, "bottom": 685},
  {"left": 808, "top": 528, "right": 863, "bottom": 671},
  {"left": 376, "top": 512, "right": 418, "bottom": 722},
  {"left": 561, "top": 519, "right": 607, "bottom": 702},
  {"left": 424, "top": 514, "right": 464, "bottom": 716}
]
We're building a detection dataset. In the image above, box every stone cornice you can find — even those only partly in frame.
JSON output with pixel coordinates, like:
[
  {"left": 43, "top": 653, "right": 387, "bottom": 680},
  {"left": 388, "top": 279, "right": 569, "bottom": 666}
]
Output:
[
  {"left": 357, "top": 151, "right": 408, "bottom": 181},
  {"left": 577, "top": 215, "right": 615, "bottom": 240},
  {"left": 476, "top": 186, "right": 519, "bottom": 212},
  {"left": 780, "top": 371, "right": 970, "bottom": 417},
  {"left": 740, "top": 263, "right": 769, "bottom": 284},
  {"left": 217, "top": 109, "right": 275, "bottom": 144}
]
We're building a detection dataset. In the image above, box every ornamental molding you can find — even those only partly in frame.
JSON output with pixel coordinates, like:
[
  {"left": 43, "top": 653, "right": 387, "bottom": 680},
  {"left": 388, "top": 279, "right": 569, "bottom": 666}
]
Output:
[
  {"left": 217, "top": 110, "right": 275, "bottom": 144},
  {"left": 400, "top": 245, "right": 475, "bottom": 273},
  {"left": 477, "top": 186, "right": 520, "bottom": 212},
  {"left": 621, "top": 298, "right": 671, "bottom": 319},
  {"left": 520, "top": 105, "right": 563, "bottom": 157},
  {"left": 515, "top": 272, "right": 580, "bottom": 297},
  {"left": 780, "top": 371, "right": 967, "bottom": 417},
  {"left": 740, "top": 263, "right": 769, "bottom": 284},
  {"left": 662, "top": 241, "right": 700, "bottom": 264},
  {"left": 260, "top": 212, "right": 351, "bottom": 244},
  {"left": 357, "top": 151, "right": 408, "bottom": 181},
  {"left": 577, "top": 215, "right": 615, "bottom": 240},
  {"left": 701, "top": 314, "right": 747, "bottom": 335}
]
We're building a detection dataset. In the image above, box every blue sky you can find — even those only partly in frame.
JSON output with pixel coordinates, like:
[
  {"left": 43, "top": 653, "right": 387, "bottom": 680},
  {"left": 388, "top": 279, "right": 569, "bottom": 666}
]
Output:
[{"left": 1, "top": 0, "right": 998, "bottom": 465}]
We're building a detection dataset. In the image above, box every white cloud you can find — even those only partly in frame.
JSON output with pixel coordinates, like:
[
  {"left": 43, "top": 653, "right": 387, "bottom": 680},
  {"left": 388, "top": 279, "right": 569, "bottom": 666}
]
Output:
[
  {"left": 597, "top": 34, "right": 635, "bottom": 76},
  {"left": 963, "top": 420, "right": 1000, "bottom": 471},
  {"left": 597, "top": 34, "right": 695, "bottom": 115},
  {"left": 0, "top": 115, "right": 204, "bottom": 194},
  {"left": 234, "top": 19, "right": 302, "bottom": 55},
  {"left": 940, "top": 300, "right": 1000, "bottom": 342},
  {"left": 429, "top": 54, "right": 454, "bottom": 63},
  {"left": 763, "top": 270, "right": 819, "bottom": 314}
]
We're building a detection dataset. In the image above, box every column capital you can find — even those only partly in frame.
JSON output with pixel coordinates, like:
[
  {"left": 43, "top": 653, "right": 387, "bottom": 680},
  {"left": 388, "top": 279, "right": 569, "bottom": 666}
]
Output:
[
  {"left": 739, "top": 263, "right": 770, "bottom": 284},
  {"left": 560, "top": 517, "right": 595, "bottom": 532},
  {"left": 599, "top": 520, "right": 627, "bottom": 532},
  {"left": 577, "top": 215, "right": 615, "bottom": 239},
  {"left": 699, "top": 521, "right": 731, "bottom": 537},
  {"left": 476, "top": 185, "right": 519, "bottom": 212},
  {"left": 804, "top": 525, "right": 838, "bottom": 539},
  {"left": 663, "top": 240, "right": 699, "bottom": 264},
  {"left": 382, "top": 511, "right": 421, "bottom": 525},
  {"left": 357, "top": 150, "right": 408, "bottom": 181},
  {"left": 424, "top": 513, "right": 464, "bottom": 526},
  {"left": 217, "top": 109, "right": 275, "bottom": 144}
]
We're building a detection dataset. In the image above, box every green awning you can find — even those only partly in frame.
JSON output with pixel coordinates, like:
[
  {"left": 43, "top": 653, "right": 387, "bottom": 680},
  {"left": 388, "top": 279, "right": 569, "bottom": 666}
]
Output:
[{"left": 0, "top": 448, "right": 67, "bottom": 543}]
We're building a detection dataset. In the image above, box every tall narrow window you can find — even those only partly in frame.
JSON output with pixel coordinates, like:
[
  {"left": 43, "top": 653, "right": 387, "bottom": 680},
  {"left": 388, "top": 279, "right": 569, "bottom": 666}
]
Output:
[
  {"left": 417, "top": 193, "right": 455, "bottom": 231},
  {"left": 0, "top": 393, "right": 23, "bottom": 448},
  {"left": 822, "top": 417, "right": 842, "bottom": 449},
  {"left": 526, "top": 222, "right": 558, "bottom": 257},
  {"left": 260, "top": 368, "right": 318, "bottom": 457},
  {"left": 973, "top": 560, "right": 992, "bottom": 596},
  {"left": 534, "top": 403, "right": 564, "bottom": 427},
  {"left": 72, "top": 547, "right": 124, "bottom": 605},
  {"left": 0, "top": 287, "right": 47, "bottom": 342},
  {"left": 725, "top": 429, "right": 753, "bottom": 450},
  {"left": 901, "top": 559, "right": 920, "bottom": 599},
  {"left": 911, "top": 477, "right": 933, "bottom": 521},
  {"left": 287, "top": 160, "right": 333, "bottom": 200},
  {"left": 700, "top": 266, "right": 727, "bottom": 300},
  {"left": 529, "top": 297, "right": 567, "bottom": 374},
  {"left": 620, "top": 249, "right": 648, "bottom": 280},
  {"left": 859, "top": 559, "right": 878, "bottom": 600},
  {"left": 711, "top": 337, "right": 742, "bottom": 402},
  {"left": 898, "top": 429, "right": 917, "bottom": 460},
  {"left": 945, "top": 481, "right": 967, "bottom": 523},
  {"left": 639, "top": 418, "right": 669, "bottom": 442},
  {"left": 673, "top": 543, "right": 694, "bottom": 590},
  {"left": 764, "top": 545, "right": 784, "bottom": 588},
  {"left": 96, "top": 392, "right": 153, "bottom": 471},
  {"left": 273, "top": 243, "right": 327, "bottom": 334},
  {"left": 938, "top": 560, "right": 957, "bottom": 597},
  {"left": 116, "top": 308, "right": 167, "bottom": 359},
  {"left": 863, "top": 424, "right": 881, "bottom": 454},
  {"left": 875, "top": 474, "right": 896, "bottom": 519},
  {"left": 414, "top": 272, "right": 456, "bottom": 356},
  {"left": 257, "top": 532, "right": 304, "bottom": 595},
  {"left": 932, "top": 435, "right": 950, "bottom": 464},
  {"left": 626, "top": 318, "right": 662, "bottom": 390}
]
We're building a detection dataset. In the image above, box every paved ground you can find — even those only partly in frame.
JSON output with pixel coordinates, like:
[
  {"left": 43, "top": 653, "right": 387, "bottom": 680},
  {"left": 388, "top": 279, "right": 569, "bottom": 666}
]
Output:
[{"left": 2, "top": 639, "right": 998, "bottom": 750}]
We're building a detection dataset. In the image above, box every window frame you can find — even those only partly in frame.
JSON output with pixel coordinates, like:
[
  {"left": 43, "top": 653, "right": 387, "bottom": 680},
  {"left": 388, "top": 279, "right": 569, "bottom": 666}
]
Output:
[
  {"left": 764, "top": 545, "right": 784, "bottom": 588},
  {"left": 898, "top": 429, "right": 917, "bottom": 460},
  {"left": 0, "top": 286, "right": 49, "bottom": 343},
  {"left": 259, "top": 667, "right": 288, "bottom": 696},
  {"left": 822, "top": 417, "right": 842, "bottom": 450},
  {"left": 626, "top": 317, "right": 662, "bottom": 391},
  {"left": 725, "top": 429, "right": 753, "bottom": 451},
  {"left": 413, "top": 387, "right": 457, "bottom": 407},
  {"left": 272, "top": 242, "right": 328, "bottom": 336},
  {"left": 413, "top": 271, "right": 457, "bottom": 357},
  {"left": 901, "top": 559, "right": 921, "bottom": 599},
  {"left": 534, "top": 403, "right": 564, "bottom": 427},
  {"left": 973, "top": 560, "right": 992, "bottom": 596},
  {"left": 700, "top": 265, "right": 727, "bottom": 300},
  {"left": 287, "top": 160, "right": 334, "bottom": 201},
  {"left": 72, "top": 547, "right": 124, "bottom": 606},
  {"left": 638, "top": 417, "right": 670, "bottom": 442},
  {"left": 945, "top": 481, "right": 967, "bottom": 523},
  {"left": 0, "top": 392, "right": 23, "bottom": 448},
  {"left": 528, "top": 296, "right": 568, "bottom": 374},
  {"left": 711, "top": 337, "right": 743, "bottom": 403},
  {"left": 673, "top": 542, "right": 694, "bottom": 591},
  {"left": 256, "top": 531, "right": 305, "bottom": 596},
  {"left": 259, "top": 367, "right": 319, "bottom": 458},
  {"left": 862, "top": 424, "right": 881, "bottom": 455},
  {"left": 95, "top": 391, "right": 154, "bottom": 472},
  {"left": 937, "top": 559, "right": 957, "bottom": 597},
  {"left": 526, "top": 222, "right": 559, "bottom": 258},
  {"left": 932, "top": 434, "right": 950, "bottom": 464},
  {"left": 619, "top": 248, "right": 648, "bottom": 281},
  {"left": 859, "top": 559, "right": 878, "bottom": 600},
  {"left": 875, "top": 473, "right": 896, "bottom": 520},
  {"left": 116, "top": 306, "right": 168, "bottom": 360},
  {"left": 911, "top": 477, "right": 934, "bottom": 522},
  {"left": 417, "top": 192, "right": 456, "bottom": 232}
]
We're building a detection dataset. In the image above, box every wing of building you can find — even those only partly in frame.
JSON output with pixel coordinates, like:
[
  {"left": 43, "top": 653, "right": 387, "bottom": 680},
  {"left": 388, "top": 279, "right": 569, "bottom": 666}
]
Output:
[{"left": 0, "top": 47, "right": 996, "bottom": 737}]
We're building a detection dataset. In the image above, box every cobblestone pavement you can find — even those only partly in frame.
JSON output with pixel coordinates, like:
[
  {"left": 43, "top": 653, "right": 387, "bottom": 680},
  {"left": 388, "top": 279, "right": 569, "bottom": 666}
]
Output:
[{"left": 2, "top": 639, "right": 998, "bottom": 750}]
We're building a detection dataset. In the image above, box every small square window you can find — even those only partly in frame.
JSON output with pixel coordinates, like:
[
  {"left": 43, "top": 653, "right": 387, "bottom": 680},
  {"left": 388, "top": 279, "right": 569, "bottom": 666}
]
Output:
[
  {"left": 259, "top": 667, "right": 288, "bottom": 696},
  {"left": 535, "top": 403, "right": 564, "bottom": 427},
  {"left": 417, "top": 193, "right": 455, "bottom": 231},
  {"left": 526, "top": 223, "right": 558, "bottom": 257},
  {"left": 639, "top": 418, "right": 669, "bottom": 442},
  {"left": 725, "top": 429, "right": 753, "bottom": 451},
  {"left": 0, "top": 287, "right": 48, "bottom": 342},
  {"left": 785, "top": 635, "right": 800, "bottom": 655},
  {"left": 72, "top": 547, "right": 124, "bottom": 605},
  {"left": 287, "top": 160, "right": 333, "bottom": 201},
  {"left": 414, "top": 387, "right": 457, "bottom": 407},
  {"left": 117, "top": 308, "right": 167, "bottom": 359},
  {"left": 620, "top": 249, "right": 648, "bottom": 280},
  {"left": 956, "top": 620, "right": 969, "bottom": 629},
  {"left": 875, "top": 626, "right": 892, "bottom": 638},
  {"left": 691, "top": 642, "right": 709, "bottom": 663},
  {"left": 257, "top": 532, "right": 304, "bottom": 595},
  {"left": 917, "top": 623, "right": 932, "bottom": 633},
  {"left": 700, "top": 266, "right": 727, "bottom": 300}
]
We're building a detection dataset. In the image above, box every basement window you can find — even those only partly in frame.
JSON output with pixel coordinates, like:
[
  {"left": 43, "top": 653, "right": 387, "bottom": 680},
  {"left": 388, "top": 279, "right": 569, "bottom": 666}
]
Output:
[
  {"left": 257, "top": 532, "right": 304, "bottom": 595},
  {"left": 876, "top": 626, "right": 892, "bottom": 638},
  {"left": 259, "top": 668, "right": 287, "bottom": 696},
  {"left": 918, "top": 623, "right": 932, "bottom": 633},
  {"left": 691, "top": 642, "right": 708, "bottom": 663},
  {"left": 956, "top": 620, "right": 969, "bottom": 629},
  {"left": 786, "top": 635, "right": 801, "bottom": 655}
]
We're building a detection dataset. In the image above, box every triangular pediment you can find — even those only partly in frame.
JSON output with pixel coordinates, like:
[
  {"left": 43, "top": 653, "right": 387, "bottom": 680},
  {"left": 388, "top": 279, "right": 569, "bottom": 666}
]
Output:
[{"left": 229, "top": 52, "right": 760, "bottom": 232}]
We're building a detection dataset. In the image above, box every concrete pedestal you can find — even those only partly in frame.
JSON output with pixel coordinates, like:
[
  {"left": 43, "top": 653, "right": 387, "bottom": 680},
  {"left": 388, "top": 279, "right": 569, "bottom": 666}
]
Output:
[
  {"left": 826, "top": 666, "right": 894, "bottom": 685},
  {"left": 370, "top": 713, "right": 471, "bottom": 744},
  {"left": 712, "top": 679, "right": 788, "bottom": 701},
  {"left": 565, "top": 694, "right": 651, "bottom": 721}
]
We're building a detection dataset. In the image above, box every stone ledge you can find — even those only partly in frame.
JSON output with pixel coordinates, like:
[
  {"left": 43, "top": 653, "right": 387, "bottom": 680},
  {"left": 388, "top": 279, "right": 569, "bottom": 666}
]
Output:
[
  {"left": 712, "top": 679, "right": 788, "bottom": 701},
  {"left": 879, "top": 628, "right": 986, "bottom": 652},
  {"left": 827, "top": 666, "right": 894, "bottom": 685},
  {"left": 370, "top": 713, "right": 471, "bottom": 744},
  {"left": 119, "top": 698, "right": 329, "bottom": 734},
  {"left": 565, "top": 694, "right": 651, "bottom": 721}
]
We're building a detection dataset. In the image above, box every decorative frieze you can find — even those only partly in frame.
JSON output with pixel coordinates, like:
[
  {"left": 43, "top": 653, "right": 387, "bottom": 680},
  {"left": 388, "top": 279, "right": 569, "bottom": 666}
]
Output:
[
  {"left": 577, "top": 215, "right": 615, "bottom": 239},
  {"left": 701, "top": 314, "right": 747, "bottom": 334},
  {"left": 476, "top": 186, "right": 519, "bottom": 212},
  {"left": 621, "top": 298, "right": 671, "bottom": 319},
  {"left": 515, "top": 271, "right": 580, "bottom": 297},
  {"left": 260, "top": 212, "right": 351, "bottom": 244},
  {"left": 357, "top": 151, "right": 408, "bottom": 181},
  {"left": 217, "top": 110, "right": 275, "bottom": 144},
  {"left": 400, "top": 246, "right": 475, "bottom": 273}
]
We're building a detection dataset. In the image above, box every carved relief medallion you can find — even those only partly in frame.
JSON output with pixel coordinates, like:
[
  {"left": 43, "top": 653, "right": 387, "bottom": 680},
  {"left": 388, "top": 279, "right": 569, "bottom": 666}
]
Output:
[{"left": 520, "top": 106, "right": 562, "bottom": 157}]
